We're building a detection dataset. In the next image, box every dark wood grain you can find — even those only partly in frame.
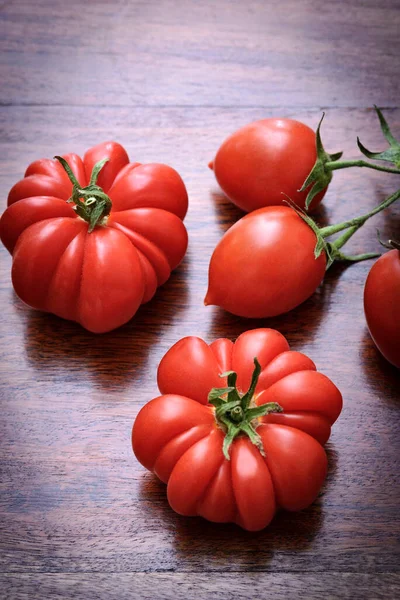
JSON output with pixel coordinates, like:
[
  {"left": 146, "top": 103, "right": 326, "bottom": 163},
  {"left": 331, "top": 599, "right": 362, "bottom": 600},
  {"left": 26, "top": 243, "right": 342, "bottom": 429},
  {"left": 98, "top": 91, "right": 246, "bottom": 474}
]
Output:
[
  {"left": 1, "top": 573, "right": 400, "bottom": 600},
  {"left": 1, "top": 0, "right": 400, "bottom": 108},
  {"left": 1, "top": 1, "right": 400, "bottom": 599}
]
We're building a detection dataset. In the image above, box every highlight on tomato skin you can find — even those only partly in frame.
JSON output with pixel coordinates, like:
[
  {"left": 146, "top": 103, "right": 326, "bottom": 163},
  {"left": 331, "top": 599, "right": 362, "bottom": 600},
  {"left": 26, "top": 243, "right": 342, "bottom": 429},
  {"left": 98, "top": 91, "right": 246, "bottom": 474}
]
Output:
[
  {"left": 0, "top": 141, "right": 189, "bottom": 333},
  {"left": 132, "top": 328, "right": 343, "bottom": 531},
  {"left": 209, "top": 118, "right": 327, "bottom": 213},
  {"left": 363, "top": 245, "right": 400, "bottom": 368}
]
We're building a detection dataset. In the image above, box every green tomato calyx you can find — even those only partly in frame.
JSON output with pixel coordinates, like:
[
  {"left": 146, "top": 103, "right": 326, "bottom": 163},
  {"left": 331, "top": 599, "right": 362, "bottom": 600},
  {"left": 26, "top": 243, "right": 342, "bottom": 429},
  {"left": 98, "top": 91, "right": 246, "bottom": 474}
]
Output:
[
  {"left": 299, "top": 106, "right": 400, "bottom": 212},
  {"left": 285, "top": 184, "right": 400, "bottom": 271},
  {"left": 298, "top": 113, "right": 343, "bottom": 211},
  {"left": 357, "top": 106, "right": 400, "bottom": 169},
  {"left": 55, "top": 156, "right": 112, "bottom": 232},
  {"left": 208, "top": 357, "right": 283, "bottom": 460}
]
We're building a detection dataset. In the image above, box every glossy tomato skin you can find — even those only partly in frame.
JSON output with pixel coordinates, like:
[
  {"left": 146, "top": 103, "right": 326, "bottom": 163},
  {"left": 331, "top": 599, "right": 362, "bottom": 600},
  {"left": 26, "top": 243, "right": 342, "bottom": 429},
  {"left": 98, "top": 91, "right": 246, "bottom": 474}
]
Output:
[
  {"left": 205, "top": 206, "right": 326, "bottom": 318},
  {"left": 364, "top": 249, "right": 400, "bottom": 368},
  {"left": 0, "top": 142, "right": 188, "bottom": 333},
  {"left": 132, "top": 329, "right": 342, "bottom": 531},
  {"left": 210, "top": 118, "right": 326, "bottom": 212}
]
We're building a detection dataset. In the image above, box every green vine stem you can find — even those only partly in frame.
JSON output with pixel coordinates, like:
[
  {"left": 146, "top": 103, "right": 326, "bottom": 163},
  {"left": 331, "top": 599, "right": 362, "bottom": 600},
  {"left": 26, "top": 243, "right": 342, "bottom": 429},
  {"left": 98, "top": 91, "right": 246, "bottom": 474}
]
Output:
[
  {"left": 208, "top": 358, "right": 283, "bottom": 460},
  {"left": 288, "top": 186, "right": 400, "bottom": 268},
  {"left": 326, "top": 159, "right": 400, "bottom": 176},
  {"left": 55, "top": 156, "right": 111, "bottom": 232},
  {"left": 300, "top": 107, "right": 400, "bottom": 210},
  {"left": 319, "top": 187, "right": 400, "bottom": 238},
  {"left": 357, "top": 106, "right": 400, "bottom": 169}
]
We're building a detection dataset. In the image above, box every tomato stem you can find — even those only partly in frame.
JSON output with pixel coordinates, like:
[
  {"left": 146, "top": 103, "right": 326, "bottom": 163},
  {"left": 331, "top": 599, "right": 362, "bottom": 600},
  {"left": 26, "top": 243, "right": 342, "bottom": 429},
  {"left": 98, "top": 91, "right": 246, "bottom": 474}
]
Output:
[
  {"left": 301, "top": 106, "right": 400, "bottom": 209},
  {"left": 356, "top": 106, "right": 400, "bottom": 169},
  {"left": 327, "top": 225, "right": 361, "bottom": 249},
  {"left": 289, "top": 186, "right": 400, "bottom": 269},
  {"left": 320, "top": 187, "right": 400, "bottom": 239},
  {"left": 326, "top": 159, "right": 400, "bottom": 175},
  {"left": 55, "top": 156, "right": 112, "bottom": 232},
  {"left": 325, "top": 226, "right": 379, "bottom": 263},
  {"left": 208, "top": 358, "right": 283, "bottom": 460},
  {"left": 376, "top": 231, "right": 400, "bottom": 251},
  {"left": 332, "top": 250, "right": 381, "bottom": 262}
]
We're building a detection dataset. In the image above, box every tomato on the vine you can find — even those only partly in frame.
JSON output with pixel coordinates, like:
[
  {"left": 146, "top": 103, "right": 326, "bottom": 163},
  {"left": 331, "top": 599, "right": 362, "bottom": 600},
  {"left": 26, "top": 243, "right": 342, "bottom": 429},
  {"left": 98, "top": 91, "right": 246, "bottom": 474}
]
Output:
[
  {"left": 132, "top": 329, "right": 342, "bottom": 531},
  {"left": 205, "top": 206, "right": 327, "bottom": 317},
  {"left": 205, "top": 181, "right": 400, "bottom": 320},
  {"left": 209, "top": 118, "right": 325, "bottom": 212},
  {"left": 0, "top": 141, "right": 188, "bottom": 333},
  {"left": 364, "top": 242, "right": 400, "bottom": 368}
]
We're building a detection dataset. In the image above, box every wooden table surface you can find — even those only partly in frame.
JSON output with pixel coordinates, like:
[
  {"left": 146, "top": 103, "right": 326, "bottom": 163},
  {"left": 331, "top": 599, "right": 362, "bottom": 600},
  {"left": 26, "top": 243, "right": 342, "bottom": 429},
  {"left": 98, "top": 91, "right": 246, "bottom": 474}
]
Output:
[{"left": 1, "top": 1, "right": 399, "bottom": 598}]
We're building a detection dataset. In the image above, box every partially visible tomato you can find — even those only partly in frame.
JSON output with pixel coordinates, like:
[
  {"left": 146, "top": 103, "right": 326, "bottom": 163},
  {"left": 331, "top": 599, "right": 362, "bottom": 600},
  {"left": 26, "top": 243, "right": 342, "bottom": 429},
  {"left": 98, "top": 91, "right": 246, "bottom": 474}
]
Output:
[
  {"left": 209, "top": 118, "right": 325, "bottom": 212},
  {"left": 205, "top": 206, "right": 326, "bottom": 317},
  {"left": 364, "top": 245, "right": 400, "bottom": 368},
  {"left": 132, "top": 329, "right": 342, "bottom": 531},
  {"left": 0, "top": 141, "right": 188, "bottom": 333}
]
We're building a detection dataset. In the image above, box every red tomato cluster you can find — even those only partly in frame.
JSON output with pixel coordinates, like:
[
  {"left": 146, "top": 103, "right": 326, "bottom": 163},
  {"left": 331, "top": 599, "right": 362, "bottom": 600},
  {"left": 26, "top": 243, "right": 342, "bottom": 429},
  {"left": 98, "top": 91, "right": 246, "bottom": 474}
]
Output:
[
  {"left": 205, "top": 118, "right": 331, "bottom": 319},
  {"left": 1, "top": 114, "right": 397, "bottom": 533},
  {"left": 133, "top": 329, "right": 342, "bottom": 531},
  {"left": 207, "top": 116, "right": 400, "bottom": 366}
]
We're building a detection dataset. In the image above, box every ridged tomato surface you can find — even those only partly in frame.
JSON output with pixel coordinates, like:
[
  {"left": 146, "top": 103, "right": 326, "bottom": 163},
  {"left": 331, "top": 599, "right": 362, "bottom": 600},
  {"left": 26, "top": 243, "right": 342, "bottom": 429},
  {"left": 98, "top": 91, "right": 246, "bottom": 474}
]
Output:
[
  {"left": 133, "top": 329, "right": 342, "bottom": 531},
  {"left": 0, "top": 141, "right": 188, "bottom": 333}
]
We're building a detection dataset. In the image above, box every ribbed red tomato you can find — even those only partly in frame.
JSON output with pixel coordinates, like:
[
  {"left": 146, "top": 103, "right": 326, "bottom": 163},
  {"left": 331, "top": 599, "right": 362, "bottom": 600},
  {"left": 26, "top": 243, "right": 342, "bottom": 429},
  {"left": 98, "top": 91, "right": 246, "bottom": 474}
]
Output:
[
  {"left": 132, "top": 329, "right": 342, "bottom": 531},
  {"left": 209, "top": 118, "right": 325, "bottom": 212},
  {"left": 0, "top": 141, "right": 188, "bottom": 333},
  {"left": 364, "top": 246, "right": 400, "bottom": 368}
]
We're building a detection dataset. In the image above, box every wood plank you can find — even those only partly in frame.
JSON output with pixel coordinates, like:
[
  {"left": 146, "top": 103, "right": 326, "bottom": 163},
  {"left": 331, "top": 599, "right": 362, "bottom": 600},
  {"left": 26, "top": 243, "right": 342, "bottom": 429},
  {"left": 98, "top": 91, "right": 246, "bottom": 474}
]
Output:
[
  {"left": 1, "top": 0, "right": 400, "bottom": 593},
  {"left": 1, "top": 573, "right": 399, "bottom": 600},
  {"left": 0, "top": 106, "right": 399, "bottom": 574},
  {"left": 1, "top": 0, "right": 399, "bottom": 107}
]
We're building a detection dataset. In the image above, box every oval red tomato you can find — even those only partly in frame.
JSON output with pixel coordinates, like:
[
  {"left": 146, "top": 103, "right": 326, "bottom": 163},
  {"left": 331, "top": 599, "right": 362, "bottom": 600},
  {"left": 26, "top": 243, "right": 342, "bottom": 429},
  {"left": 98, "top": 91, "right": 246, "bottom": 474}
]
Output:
[
  {"left": 205, "top": 206, "right": 326, "bottom": 317},
  {"left": 0, "top": 141, "right": 188, "bottom": 333},
  {"left": 209, "top": 118, "right": 325, "bottom": 212},
  {"left": 364, "top": 247, "right": 400, "bottom": 368},
  {"left": 132, "top": 329, "right": 342, "bottom": 531}
]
